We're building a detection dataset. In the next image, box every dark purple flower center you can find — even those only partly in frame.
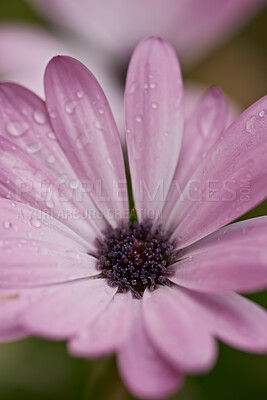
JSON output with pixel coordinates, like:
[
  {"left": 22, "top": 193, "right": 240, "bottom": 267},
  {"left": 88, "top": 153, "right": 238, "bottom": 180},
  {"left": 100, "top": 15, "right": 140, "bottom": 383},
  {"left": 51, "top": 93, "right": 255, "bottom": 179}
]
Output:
[{"left": 96, "top": 222, "right": 176, "bottom": 298}]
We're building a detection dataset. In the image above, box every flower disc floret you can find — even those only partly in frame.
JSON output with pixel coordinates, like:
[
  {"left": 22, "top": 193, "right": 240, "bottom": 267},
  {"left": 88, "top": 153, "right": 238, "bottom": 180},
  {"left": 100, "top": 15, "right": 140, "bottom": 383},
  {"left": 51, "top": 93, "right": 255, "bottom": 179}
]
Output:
[{"left": 97, "top": 222, "right": 176, "bottom": 298}]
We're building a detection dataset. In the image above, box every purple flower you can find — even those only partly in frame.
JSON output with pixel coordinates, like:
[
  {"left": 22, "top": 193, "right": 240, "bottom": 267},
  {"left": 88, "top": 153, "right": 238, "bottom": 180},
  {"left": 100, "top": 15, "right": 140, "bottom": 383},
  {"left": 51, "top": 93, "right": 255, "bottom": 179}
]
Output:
[
  {"left": 0, "top": 0, "right": 264, "bottom": 96},
  {"left": 0, "top": 37, "right": 267, "bottom": 398}
]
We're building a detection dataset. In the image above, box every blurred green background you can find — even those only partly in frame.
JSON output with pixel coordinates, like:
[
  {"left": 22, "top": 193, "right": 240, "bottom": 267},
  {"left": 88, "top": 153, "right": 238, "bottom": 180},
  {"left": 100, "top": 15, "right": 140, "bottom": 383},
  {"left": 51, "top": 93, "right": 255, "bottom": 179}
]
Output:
[{"left": 0, "top": 1, "right": 266, "bottom": 399}]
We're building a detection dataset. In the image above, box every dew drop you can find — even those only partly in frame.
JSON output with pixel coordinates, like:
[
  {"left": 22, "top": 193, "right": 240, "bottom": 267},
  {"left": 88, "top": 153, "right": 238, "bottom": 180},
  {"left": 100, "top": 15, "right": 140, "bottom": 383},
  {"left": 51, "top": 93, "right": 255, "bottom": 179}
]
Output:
[
  {"left": 27, "top": 142, "right": 42, "bottom": 154},
  {"left": 69, "top": 179, "right": 79, "bottom": 189},
  {"left": 47, "top": 154, "right": 56, "bottom": 164},
  {"left": 151, "top": 102, "right": 158, "bottom": 109},
  {"left": 95, "top": 119, "right": 103, "bottom": 129},
  {"left": 143, "top": 83, "right": 149, "bottom": 90},
  {"left": 59, "top": 174, "right": 68, "bottom": 183},
  {"left": 30, "top": 218, "right": 41, "bottom": 228},
  {"left": 76, "top": 133, "right": 93, "bottom": 149},
  {"left": 48, "top": 110, "right": 57, "bottom": 119},
  {"left": 65, "top": 100, "right": 77, "bottom": 114},
  {"left": 65, "top": 249, "right": 81, "bottom": 260},
  {"left": 150, "top": 82, "right": 156, "bottom": 89},
  {"left": 47, "top": 131, "right": 56, "bottom": 140},
  {"left": 33, "top": 109, "right": 47, "bottom": 124},
  {"left": 98, "top": 108, "right": 104, "bottom": 115},
  {"left": 129, "top": 81, "right": 138, "bottom": 94},
  {"left": 46, "top": 199, "right": 54, "bottom": 209},
  {"left": 135, "top": 115, "right": 143, "bottom": 123},
  {"left": 3, "top": 220, "right": 12, "bottom": 229},
  {"left": 21, "top": 107, "right": 29, "bottom": 116},
  {"left": 76, "top": 90, "right": 84, "bottom": 99},
  {"left": 246, "top": 116, "right": 257, "bottom": 135},
  {"left": 107, "top": 158, "right": 114, "bottom": 169},
  {"left": 6, "top": 121, "right": 29, "bottom": 137},
  {"left": 259, "top": 109, "right": 266, "bottom": 118}
]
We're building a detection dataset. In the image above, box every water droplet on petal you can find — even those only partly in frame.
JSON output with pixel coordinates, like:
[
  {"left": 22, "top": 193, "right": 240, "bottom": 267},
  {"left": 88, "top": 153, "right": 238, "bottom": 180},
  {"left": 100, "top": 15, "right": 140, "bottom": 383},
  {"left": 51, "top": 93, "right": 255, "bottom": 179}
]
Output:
[
  {"left": 33, "top": 109, "right": 47, "bottom": 124},
  {"left": 246, "top": 116, "right": 257, "bottom": 135},
  {"left": 65, "top": 100, "right": 77, "bottom": 114},
  {"left": 107, "top": 158, "right": 114, "bottom": 169},
  {"left": 151, "top": 102, "right": 158, "bottom": 109},
  {"left": 65, "top": 249, "right": 81, "bottom": 260},
  {"left": 76, "top": 133, "right": 93, "bottom": 149},
  {"left": 59, "top": 174, "right": 67, "bottom": 183},
  {"left": 150, "top": 83, "right": 156, "bottom": 89},
  {"left": 95, "top": 119, "right": 103, "bottom": 129},
  {"left": 21, "top": 107, "right": 29, "bottom": 116},
  {"left": 135, "top": 115, "right": 142, "bottom": 123},
  {"left": 47, "top": 131, "right": 56, "bottom": 140},
  {"left": 143, "top": 83, "right": 149, "bottom": 90},
  {"left": 69, "top": 179, "right": 79, "bottom": 189},
  {"left": 30, "top": 218, "right": 41, "bottom": 228},
  {"left": 47, "top": 154, "right": 56, "bottom": 164},
  {"left": 76, "top": 91, "right": 84, "bottom": 99},
  {"left": 48, "top": 110, "right": 57, "bottom": 119},
  {"left": 259, "top": 109, "right": 267, "bottom": 118},
  {"left": 27, "top": 142, "right": 42, "bottom": 154},
  {"left": 3, "top": 220, "right": 12, "bottom": 229},
  {"left": 46, "top": 199, "right": 54, "bottom": 209},
  {"left": 129, "top": 81, "right": 138, "bottom": 94},
  {"left": 6, "top": 121, "right": 29, "bottom": 137}
]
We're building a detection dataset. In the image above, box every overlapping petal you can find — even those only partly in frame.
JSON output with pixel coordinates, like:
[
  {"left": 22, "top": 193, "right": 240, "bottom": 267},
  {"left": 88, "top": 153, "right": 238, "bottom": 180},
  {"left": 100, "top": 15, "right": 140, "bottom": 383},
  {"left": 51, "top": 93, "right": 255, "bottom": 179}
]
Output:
[
  {"left": 178, "top": 288, "right": 267, "bottom": 353},
  {"left": 0, "top": 287, "right": 43, "bottom": 340},
  {"left": 118, "top": 301, "right": 183, "bottom": 399},
  {"left": 69, "top": 292, "right": 133, "bottom": 357},
  {"left": 22, "top": 279, "right": 117, "bottom": 339},
  {"left": 171, "top": 217, "right": 267, "bottom": 293},
  {"left": 143, "top": 287, "right": 217, "bottom": 372},
  {"left": 125, "top": 37, "right": 183, "bottom": 220},
  {"left": 0, "top": 136, "right": 105, "bottom": 245},
  {"left": 0, "top": 238, "right": 97, "bottom": 289},
  {"left": 169, "top": 96, "right": 267, "bottom": 247},
  {"left": 163, "top": 87, "right": 227, "bottom": 219},
  {"left": 0, "top": 198, "right": 87, "bottom": 249}
]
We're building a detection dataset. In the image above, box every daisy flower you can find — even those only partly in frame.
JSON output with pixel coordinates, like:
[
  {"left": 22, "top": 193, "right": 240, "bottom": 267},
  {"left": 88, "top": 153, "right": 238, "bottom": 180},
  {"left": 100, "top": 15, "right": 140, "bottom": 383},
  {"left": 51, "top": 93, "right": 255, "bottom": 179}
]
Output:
[
  {"left": 0, "top": 0, "right": 264, "bottom": 96},
  {"left": 0, "top": 37, "right": 267, "bottom": 399}
]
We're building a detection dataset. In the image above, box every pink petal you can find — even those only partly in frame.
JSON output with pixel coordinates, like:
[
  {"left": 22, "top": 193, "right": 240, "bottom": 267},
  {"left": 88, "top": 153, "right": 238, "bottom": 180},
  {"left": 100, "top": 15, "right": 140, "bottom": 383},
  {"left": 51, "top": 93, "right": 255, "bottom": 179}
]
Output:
[
  {"left": 171, "top": 217, "right": 267, "bottom": 293},
  {"left": 0, "top": 82, "right": 107, "bottom": 233},
  {"left": 163, "top": 87, "right": 227, "bottom": 220},
  {"left": 0, "top": 238, "right": 97, "bottom": 288},
  {"left": 29, "top": 0, "right": 265, "bottom": 65},
  {"left": 0, "top": 135, "right": 105, "bottom": 246},
  {"left": 44, "top": 56, "right": 127, "bottom": 226},
  {"left": 180, "top": 288, "right": 267, "bottom": 353},
  {"left": 69, "top": 292, "right": 133, "bottom": 357},
  {"left": 0, "top": 25, "right": 68, "bottom": 96},
  {"left": 0, "top": 287, "right": 45, "bottom": 340},
  {"left": 168, "top": 95, "right": 267, "bottom": 248},
  {"left": 125, "top": 37, "right": 183, "bottom": 220},
  {"left": 118, "top": 301, "right": 183, "bottom": 399},
  {"left": 22, "top": 279, "right": 116, "bottom": 339},
  {"left": 143, "top": 287, "right": 217, "bottom": 373},
  {"left": 0, "top": 82, "right": 76, "bottom": 180},
  {"left": 0, "top": 198, "right": 88, "bottom": 250}
]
